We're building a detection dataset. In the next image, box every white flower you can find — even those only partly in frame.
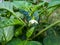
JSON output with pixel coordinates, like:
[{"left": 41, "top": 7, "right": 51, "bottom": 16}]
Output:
[{"left": 29, "top": 19, "right": 38, "bottom": 24}]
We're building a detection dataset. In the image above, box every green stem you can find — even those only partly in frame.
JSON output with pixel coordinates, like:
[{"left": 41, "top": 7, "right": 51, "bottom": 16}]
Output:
[{"left": 31, "top": 20, "right": 60, "bottom": 39}]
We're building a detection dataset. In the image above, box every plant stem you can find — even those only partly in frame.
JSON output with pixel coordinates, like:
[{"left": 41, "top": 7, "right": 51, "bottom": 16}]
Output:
[{"left": 31, "top": 20, "right": 60, "bottom": 39}]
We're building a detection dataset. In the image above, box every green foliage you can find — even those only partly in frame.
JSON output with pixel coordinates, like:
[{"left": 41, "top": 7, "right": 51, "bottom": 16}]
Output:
[
  {"left": 0, "top": 26, "right": 14, "bottom": 42},
  {"left": 48, "top": 1, "right": 60, "bottom": 7},
  {"left": 26, "top": 27, "right": 35, "bottom": 38},
  {"left": 7, "top": 38, "right": 42, "bottom": 45},
  {"left": 43, "top": 33, "right": 60, "bottom": 45},
  {"left": 0, "top": 0, "right": 60, "bottom": 45}
]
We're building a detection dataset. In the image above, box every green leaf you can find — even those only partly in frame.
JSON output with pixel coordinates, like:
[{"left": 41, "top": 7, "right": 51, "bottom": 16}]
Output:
[
  {"left": 6, "top": 39, "right": 42, "bottom": 45},
  {"left": 0, "top": 1, "right": 25, "bottom": 25},
  {"left": 26, "top": 27, "right": 35, "bottom": 38},
  {"left": 0, "top": 16, "right": 22, "bottom": 42},
  {"left": 50, "top": 0, "right": 60, "bottom": 2},
  {"left": 0, "top": 26, "right": 14, "bottom": 42},
  {"left": 15, "top": 25, "right": 24, "bottom": 37},
  {"left": 15, "top": 12, "right": 24, "bottom": 19},
  {"left": 12, "top": 1, "right": 32, "bottom": 11},
  {"left": 6, "top": 38, "right": 22, "bottom": 45},
  {"left": 43, "top": 32, "right": 60, "bottom": 45},
  {"left": 0, "top": 1, "right": 13, "bottom": 11},
  {"left": 43, "top": 36, "right": 60, "bottom": 45},
  {"left": 0, "top": 17, "right": 23, "bottom": 28},
  {"left": 48, "top": 1, "right": 60, "bottom": 8},
  {"left": 0, "top": 1, "right": 25, "bottom": 42},
  {"left": 26, "top": 41, "right": 42, "bottom": 45}
]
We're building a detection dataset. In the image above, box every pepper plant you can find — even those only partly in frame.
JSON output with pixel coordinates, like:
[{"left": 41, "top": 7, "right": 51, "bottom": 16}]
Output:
[{"left": 0, "top": 0, "right": 60, "bottom": 45}]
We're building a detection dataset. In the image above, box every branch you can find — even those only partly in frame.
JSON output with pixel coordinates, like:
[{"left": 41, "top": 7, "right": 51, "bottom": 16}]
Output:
[{"left": 31, "top": 20, "right": 60, "bottom": 39}]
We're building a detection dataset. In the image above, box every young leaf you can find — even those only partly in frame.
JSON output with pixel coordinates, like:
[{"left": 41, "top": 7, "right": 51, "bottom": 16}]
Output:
[{"left": 26, "top": 27, "right": 35, "bottom": 38}]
